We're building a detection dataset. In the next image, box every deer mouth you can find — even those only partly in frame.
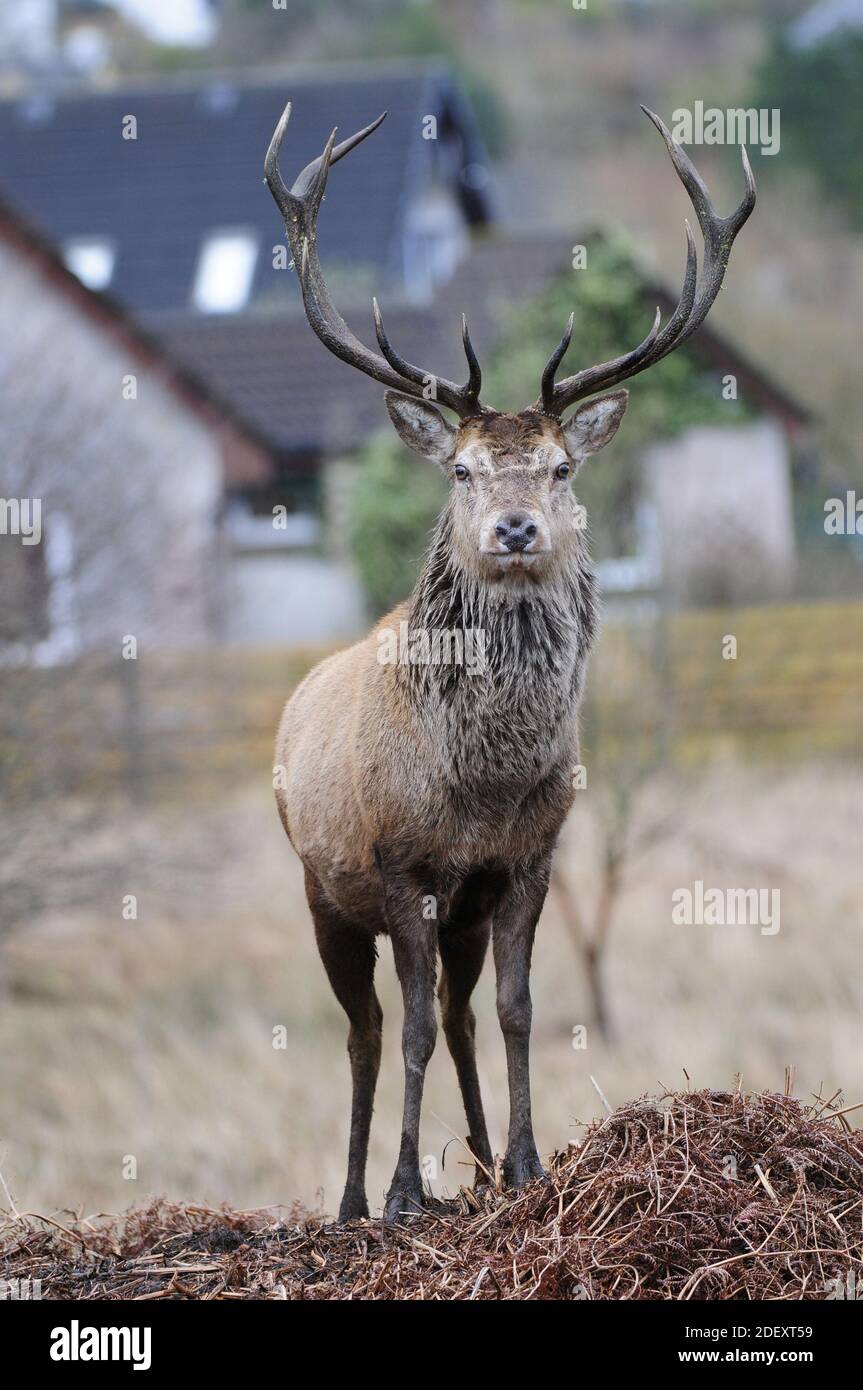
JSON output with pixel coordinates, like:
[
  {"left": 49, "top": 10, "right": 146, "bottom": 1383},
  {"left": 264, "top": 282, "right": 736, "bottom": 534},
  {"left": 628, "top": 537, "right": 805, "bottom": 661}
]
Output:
[{"left": 489, "top": 550, "right": 542, "bottom": 570}]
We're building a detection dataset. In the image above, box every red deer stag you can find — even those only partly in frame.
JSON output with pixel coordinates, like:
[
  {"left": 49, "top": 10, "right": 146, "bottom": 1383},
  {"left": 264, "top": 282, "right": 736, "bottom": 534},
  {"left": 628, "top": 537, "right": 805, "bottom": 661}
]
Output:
[{"left": 266, "top": 104, "right": 755, "bottom": 1223}]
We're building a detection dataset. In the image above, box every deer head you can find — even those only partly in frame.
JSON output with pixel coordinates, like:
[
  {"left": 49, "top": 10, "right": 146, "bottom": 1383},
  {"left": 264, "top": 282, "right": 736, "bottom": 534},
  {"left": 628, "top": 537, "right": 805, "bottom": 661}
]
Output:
[{"left": 264, "top": 104, "right": 755, "bottom": 583}]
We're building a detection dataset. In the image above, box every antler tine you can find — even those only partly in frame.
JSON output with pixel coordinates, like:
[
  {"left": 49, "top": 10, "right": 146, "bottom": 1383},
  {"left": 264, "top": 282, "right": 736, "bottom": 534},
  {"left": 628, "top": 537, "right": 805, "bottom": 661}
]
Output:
[
  {"left": 537, "top": 106, "right": 756, "bottom": 417},
  {"left": 372, "top": 300, "right": 484, "bottom": 415},
  {"left": 263, "top": 100, "right": 295, "bottom": 222},
  {"left": 306, "top": 125, "right": 338, "bottom": 215},
  {"left": 537, "top": 302, "right": 664, "bottom": 417},
  {"left": 641, "top": 106, "right": 755, "bottom": 327},
  {"left": 265, "top": 104, "right": 387, "bottom": 214},
  {"left": 372, "top": 296, "right": 427, "bottom": 388},
  {"left": 264, "top": 101, "right": 490, "bottom": 419},
  {"left": 293, "top": 113, "right": 386, "bottom": 203},
  {"left": 734, "top": 143, "right": 757, "bottom": 233},
  {"left": 461, "top": 315, "right": 483, "bottom": 407},
  {"left": 539, "top": 313, "right": 574, "bottom": 415}
]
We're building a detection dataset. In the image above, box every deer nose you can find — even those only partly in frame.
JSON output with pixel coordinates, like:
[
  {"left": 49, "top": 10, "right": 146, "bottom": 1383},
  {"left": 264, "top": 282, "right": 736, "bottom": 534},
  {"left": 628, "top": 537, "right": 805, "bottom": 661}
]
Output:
[{"left": 494, "top": 515, "right": 537, "bottom": 552}]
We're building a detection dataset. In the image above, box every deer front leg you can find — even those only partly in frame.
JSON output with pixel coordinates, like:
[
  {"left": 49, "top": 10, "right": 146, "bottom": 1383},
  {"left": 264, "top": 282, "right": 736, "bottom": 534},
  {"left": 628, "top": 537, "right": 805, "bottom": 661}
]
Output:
[
  {"left": 493, "top": 861, "right": 552, "bottom": 1188},
  {"left": 380, "top": 868, "right": 439, "bottom": 1225}
]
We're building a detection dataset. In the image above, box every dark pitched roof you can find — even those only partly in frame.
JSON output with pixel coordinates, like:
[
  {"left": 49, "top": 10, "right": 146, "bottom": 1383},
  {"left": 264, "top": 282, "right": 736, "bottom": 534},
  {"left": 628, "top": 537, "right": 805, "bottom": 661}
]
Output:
[
  {"left": 155, "top": 229, "right": 811, "bottom": 464},
  {"left": 155, "top": 233, "right": 570, "bottom": 462},
  {"left": 0, "top": 63, "right": 492, "bottom": 315},
  {"left": 647, "top": 284, "right": 812, "bottom": 432},
  {"left": 0, "top": 194, "right": 272, "bottom": 485}
]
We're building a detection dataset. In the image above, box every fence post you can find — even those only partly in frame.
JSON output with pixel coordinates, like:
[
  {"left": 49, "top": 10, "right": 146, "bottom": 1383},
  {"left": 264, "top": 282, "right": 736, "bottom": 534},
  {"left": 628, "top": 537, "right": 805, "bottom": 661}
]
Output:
[{"left": 120, "top": 652, "right": 147, "bottom": 804}]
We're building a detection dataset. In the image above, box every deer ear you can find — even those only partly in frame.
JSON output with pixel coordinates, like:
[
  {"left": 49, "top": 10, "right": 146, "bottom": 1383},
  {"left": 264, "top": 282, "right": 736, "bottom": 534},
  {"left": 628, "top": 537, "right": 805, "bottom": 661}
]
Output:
[
  {"left": 384, "top": 392, "right": 457, "bottom": 465},
  {"left": 562, "top": 390, "right": 629, "bottom": 465}
]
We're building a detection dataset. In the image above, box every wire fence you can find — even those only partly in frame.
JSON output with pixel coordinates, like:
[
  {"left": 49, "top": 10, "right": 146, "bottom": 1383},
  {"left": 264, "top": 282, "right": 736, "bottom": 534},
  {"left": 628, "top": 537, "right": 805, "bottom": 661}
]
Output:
[{"left": 1, "top": 597, "right": 861, "bottom": 811}]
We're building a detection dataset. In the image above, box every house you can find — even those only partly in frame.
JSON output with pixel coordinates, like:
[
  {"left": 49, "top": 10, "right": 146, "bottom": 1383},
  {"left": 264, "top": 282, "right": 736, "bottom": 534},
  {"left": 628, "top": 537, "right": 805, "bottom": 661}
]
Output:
[
  {"left": 608, "top": 279, "right": 811, "bottom": 607},
  {"left": 0, "top": 66, "right": 814, "bottom": 647},
  {"left": 185, "top": 231, "right": 809, "bottom": 614},
  {"left": 0, "top": 64, "right": 498, "bottom": 642},
  {"left": 0, "top": 194, "right": 268, "bottom": 662},
  {"left": 0, "top": 64, "right": 492, "bottom": 318}
]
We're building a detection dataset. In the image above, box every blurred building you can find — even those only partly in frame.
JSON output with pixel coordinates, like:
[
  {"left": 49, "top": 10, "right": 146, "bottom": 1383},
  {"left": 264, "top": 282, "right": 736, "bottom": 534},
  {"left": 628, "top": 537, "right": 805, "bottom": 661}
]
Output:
[
  {"left": 0, "top": 64, "right": 499, "bottom": 646},
  {"left": 0, "top": 196, "right": 269, "bottom": 662},
  {"left": 0, "top": 1, "right": 220, "bottom": 83},
  {"left": 606, "top": 279, "right": 810, "bottom": 608},
  {"left": 0, "top": 64, "right": 812, "bottom": 652},
  {"left": 0, "top": 66, "right": 492, "bottom": 315}
]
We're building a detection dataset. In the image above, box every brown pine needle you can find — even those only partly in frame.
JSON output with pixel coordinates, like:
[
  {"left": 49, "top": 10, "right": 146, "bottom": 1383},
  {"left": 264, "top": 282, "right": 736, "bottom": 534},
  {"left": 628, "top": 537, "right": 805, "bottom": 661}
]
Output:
[{"left": 2, "top": 1088, "right": 861, "bottom": 1300}]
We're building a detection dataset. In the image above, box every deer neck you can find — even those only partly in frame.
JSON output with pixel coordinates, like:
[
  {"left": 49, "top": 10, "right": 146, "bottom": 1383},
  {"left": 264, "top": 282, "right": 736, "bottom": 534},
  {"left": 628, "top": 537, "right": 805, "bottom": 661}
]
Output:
[{"left": 402, "top": 503, "right": 597, "bottom": 756}]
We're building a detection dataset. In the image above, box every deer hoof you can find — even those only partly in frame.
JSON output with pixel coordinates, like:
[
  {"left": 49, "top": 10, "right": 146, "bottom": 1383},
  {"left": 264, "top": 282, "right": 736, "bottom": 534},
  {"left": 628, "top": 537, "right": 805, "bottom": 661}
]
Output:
[
  {"left": 337, "top": 1190, "right": 369, "bottom": 1223},
  {"left": 383, "top": 1185, "right": 425, "bottom": 1226},
  {"left": 503, "top": 1148, "right": 548, "bottom": 1190}
]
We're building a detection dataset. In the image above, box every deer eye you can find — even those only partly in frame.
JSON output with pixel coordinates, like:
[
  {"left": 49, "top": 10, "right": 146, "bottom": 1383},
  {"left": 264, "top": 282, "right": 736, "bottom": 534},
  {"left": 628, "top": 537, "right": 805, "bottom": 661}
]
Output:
[
  {"left": 454, "top": 464, "right": 470, "bottom": 481},
  {"left": 555, "top": 461, "right": 571, "bottom": 480}
]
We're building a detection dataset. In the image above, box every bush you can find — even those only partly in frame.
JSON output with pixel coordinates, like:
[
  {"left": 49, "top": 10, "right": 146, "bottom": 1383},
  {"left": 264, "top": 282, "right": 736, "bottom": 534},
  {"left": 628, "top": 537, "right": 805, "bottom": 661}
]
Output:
[
  {"left": 755, "top": 30, "right": 863, "bottom": 227},
  {"left": 349, "top": 432, "right": 447, "bottom": 617}
]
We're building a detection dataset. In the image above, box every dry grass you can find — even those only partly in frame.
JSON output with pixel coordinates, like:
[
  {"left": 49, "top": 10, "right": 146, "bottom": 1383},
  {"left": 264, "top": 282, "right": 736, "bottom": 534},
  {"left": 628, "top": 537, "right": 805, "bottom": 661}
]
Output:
[
  {"left": 3, "top": 602, "right": 860, "bottom": 815},
  {"left": 3, "top": 1088, "right": 861, "bottom": 1300},
  {"left": 2, "top": 756, "right": 863, "bottom": 1222}
]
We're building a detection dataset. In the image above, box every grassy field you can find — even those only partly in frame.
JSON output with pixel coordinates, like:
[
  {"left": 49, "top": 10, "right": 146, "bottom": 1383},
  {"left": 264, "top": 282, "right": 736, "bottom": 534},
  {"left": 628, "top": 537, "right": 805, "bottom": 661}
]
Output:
[
  {"left": 2, "top": 750, "right": 861, "bottom": 1221},
  {"left": 2, "top": 598, "right": 862, "bottom": 1219},
  {"left": 3, "top": 599, "right": 861, "bottom": 808}
]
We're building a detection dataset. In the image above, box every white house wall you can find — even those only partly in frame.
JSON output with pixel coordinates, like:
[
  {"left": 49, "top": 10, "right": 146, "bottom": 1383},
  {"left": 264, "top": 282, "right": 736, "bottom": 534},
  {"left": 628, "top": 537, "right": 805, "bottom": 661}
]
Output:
[
  {"left": 226, "top": 552, "right": 366, "bottom": 644},
  {"left": 0, "top": 236, "right": 223, "bottom": 660},
  {"left": 643, "top": 420, "right": 796, "bottom": 605}
]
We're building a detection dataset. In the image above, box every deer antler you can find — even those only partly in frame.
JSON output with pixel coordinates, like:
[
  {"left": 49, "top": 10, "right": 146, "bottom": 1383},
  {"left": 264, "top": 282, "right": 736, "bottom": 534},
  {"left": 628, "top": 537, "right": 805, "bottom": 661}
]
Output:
[
  {"left": 536, "top": 106, "right": 756, "bottom": 418},
  {"left": 264, "top": 102, "right": 489, "bottom": 419}
]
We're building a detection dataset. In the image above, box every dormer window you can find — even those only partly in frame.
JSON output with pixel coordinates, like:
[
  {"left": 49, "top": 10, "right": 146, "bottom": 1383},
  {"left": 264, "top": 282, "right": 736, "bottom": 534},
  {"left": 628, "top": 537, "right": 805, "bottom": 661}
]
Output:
[
  {"left": 403, "top": 186, "right": 468, "bottom": 304},
  {"left": 193, "top": 230, "right": 258, "bottom": 313},
  {"left": 63, "top": 237, "right": 115, "bottom": 291}
]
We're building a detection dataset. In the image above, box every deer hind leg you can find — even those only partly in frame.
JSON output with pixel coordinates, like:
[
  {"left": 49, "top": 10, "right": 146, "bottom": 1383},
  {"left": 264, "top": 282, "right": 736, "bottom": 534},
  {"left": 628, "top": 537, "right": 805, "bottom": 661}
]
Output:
[
  {"left": 307, "top": 871, "right": 382, "bottom": 1223},
  {"left": 438, "top": 918, "right": 493, "bottom": 1188}
]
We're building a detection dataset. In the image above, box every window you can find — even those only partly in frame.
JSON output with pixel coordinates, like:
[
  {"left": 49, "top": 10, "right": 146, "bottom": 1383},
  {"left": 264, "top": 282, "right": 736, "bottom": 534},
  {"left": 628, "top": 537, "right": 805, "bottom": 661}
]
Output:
[
  {"left": 193, "top": 231, "right": 258, "bottom": 313},
  {"left": 0, "top": 537, "right": 49, "bottom": 643},
  {"left": 403, "top": 187, "right": 468, "bottom": 304},
  {"left": 63, "top": 237, "right": 115, "bottom": 291}
]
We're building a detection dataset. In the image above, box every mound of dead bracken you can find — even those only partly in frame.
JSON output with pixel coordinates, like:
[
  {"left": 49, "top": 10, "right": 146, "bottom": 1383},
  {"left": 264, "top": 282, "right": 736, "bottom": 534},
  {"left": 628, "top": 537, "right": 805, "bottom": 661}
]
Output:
[{"left": 3, "top": 1088, "right": 862, "bottom": 1300}]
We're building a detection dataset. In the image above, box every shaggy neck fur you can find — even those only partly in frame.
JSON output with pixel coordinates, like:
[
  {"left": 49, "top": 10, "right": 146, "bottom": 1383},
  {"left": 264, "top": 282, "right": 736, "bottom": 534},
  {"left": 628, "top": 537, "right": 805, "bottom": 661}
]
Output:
[{"left": 401, "top": 500, "right": 598, "bottom": 793}]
